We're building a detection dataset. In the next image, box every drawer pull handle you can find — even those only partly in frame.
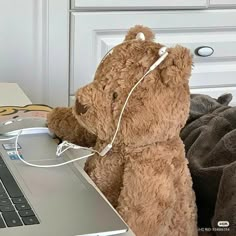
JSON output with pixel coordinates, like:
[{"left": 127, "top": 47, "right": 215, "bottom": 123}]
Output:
[{"left": 195, "top": 46, "right": 214, "bottom": 57}]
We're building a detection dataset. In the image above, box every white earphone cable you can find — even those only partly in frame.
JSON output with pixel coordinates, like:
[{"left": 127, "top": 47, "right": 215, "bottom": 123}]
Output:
[
  {"left": 56, "top": 140, "right": 100, "bottom": 156},
  {"left": 57, "top": 49, "right": 168, "bottom": 157},
  {"left": 110, "top": 70, "right": 150, "bottom": 145},
  {"left": 0, "top": 136, "right": 19, "bottom": 141},
  {"left": 2, "top": 131, "right": 95, "bottom": 168},
  {"left": 0, "top": 47, "right": 168, "bottom": 168},
  {"left": 104, "top": 51, "right": 169, "bottom": 154}
]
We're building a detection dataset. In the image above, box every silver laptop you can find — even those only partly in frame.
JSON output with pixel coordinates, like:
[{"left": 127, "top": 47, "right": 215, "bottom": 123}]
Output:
[{"left": 0, "top": 131, "right": 128, "bottom": 236}]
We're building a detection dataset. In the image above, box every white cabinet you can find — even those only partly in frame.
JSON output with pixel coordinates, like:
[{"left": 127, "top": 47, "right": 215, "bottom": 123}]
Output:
[
  {"left": 70, "top": 10, "right": 236, "bottom": 105},
  {"left": 210, "top": 0, "right": 236, "bottom": 8},
  {"left": 71, "top": 0, "right": 208, "bottom": 10},
  {"left": 2, "top": 1, "right": 236, "bottom": 106}
]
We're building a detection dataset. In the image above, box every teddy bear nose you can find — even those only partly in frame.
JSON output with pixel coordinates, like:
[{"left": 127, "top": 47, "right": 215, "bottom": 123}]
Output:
[{"left": 75, "top": 99, "right": 88, "bottom": 115}]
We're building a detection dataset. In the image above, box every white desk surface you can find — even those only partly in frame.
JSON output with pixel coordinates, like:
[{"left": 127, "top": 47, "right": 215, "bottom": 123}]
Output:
[
  {"left": 0, "top": 83, "right": 31, "bottom": 106},
  {"left": 0, "top": 82, "right": 135, "bottom": 236}
]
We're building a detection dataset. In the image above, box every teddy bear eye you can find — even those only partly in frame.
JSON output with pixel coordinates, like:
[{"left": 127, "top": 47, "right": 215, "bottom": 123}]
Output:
[
  {"left": 102, "top": 85, "right": 106, "bottom": 90},
  {"left": 113, "top": 92, "right": 118, "bottom": 100}
]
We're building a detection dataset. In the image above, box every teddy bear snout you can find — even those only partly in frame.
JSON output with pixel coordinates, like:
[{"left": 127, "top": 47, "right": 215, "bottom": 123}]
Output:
[{"left": 75, "top": 98, "right": 88, "bottom": 115}]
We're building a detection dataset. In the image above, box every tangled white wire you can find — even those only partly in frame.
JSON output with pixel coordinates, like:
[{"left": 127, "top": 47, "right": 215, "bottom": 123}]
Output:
[
  {"left": 0, "top": 46, "right": 168, "bottom": 168},
  {"left": 56, "top": 140, "right": 99, "bottom": 156},
  {"left": 61, "top": 48, "right": 169, "bottom": 157},
  {"left": 0, "top": 131, "right": 95, "bottom": 168},
  {"left": 0, "top": 136, "right": 18, "bottom": 141}
]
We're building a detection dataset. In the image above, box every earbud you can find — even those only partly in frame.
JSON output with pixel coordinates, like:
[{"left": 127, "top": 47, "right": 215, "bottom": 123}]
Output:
[
  {"left": 149, "top": 47, "right": 168, "bottom": 71},
  {"left": 159, "top": 46, "right": 167, "bottom": 56},
  {"left": 136, "top": 32, "right": 145, "bottom": 41}
]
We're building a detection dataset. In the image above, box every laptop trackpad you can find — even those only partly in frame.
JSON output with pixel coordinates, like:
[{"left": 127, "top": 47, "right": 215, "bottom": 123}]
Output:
[
  {"left": 11, "top": 134, "right": 88, "bottom": 196},
  {"left": 14, "top": 161, "right": 88, "bottom": 197},
  {"left": 17, "top": 133, "right": 61, "bottom": 161}
]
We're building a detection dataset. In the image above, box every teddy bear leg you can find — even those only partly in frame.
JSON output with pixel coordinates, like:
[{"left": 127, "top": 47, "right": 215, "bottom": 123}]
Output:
[
  {"left": 116, "top": 160, "right": 177, "bottom": 236},
  {"left": 84, "top": 153, "right": 124, "bottom": 208},
  {"left": 116, "top": 159, "right": 198, "bottom": 236},
  {"left": 47, "top": 107, "right": 96, "bottom": 146},
  {"left": 170, "top": 163, "right": 198, "bottom": 236}
]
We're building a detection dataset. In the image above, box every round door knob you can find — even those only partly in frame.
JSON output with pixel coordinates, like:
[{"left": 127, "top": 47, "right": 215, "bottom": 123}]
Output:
[{"left": 195, "top": 46, "right": 214, "bottom": 57}]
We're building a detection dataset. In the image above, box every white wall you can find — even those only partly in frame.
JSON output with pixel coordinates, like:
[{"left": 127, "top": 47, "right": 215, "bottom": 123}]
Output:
[{"left": 0, "top": 0, "right": 45, "bottom": 103}]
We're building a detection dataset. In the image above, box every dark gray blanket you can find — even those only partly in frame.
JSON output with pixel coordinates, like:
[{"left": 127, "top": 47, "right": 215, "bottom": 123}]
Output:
[{"left": 181, "top": 93, "right": 236, "bottom": 235}]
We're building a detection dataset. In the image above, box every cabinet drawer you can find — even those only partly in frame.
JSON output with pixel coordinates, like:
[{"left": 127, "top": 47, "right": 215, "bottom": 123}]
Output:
[
  {"left": 157, "top": 31, "right": 236, "bottom": 62},
  {"left": 71, "top": 0, "right": 208, "bottom": 10},
  {"left": 210, "top": 0, "right": 236, "bottom": 8},
  {"left": 70, "top": 10, "right": 236, "bottom": 95},
  {"left": 191, "top": 61, "right": 236, "bottom": 88}
]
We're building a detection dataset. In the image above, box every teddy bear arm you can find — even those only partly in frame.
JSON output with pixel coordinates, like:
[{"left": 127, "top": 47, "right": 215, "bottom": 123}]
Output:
[
  {"left": 47, "top": 107, "right": 96, "bottom": 147},
  {"left": 116, "top": 160, "right": 197, "bottom": 236},
  {"left": 84, "top": 153, "right": 124, "bottom": 207}
]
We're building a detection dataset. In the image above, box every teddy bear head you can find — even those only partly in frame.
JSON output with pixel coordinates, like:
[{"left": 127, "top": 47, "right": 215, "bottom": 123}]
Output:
[{"left": 73, "top": 25, "right": 193, "bottom": 147}]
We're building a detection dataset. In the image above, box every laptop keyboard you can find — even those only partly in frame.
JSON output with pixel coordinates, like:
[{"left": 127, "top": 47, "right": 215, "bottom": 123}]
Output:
[{"left": 0, "top": 154, "right": 39, "bottom": 228}]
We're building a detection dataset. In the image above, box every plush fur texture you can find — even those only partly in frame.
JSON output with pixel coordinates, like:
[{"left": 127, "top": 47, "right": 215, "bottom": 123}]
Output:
[{"left": 47, "top": 25, "right": 197, "bottom": 236}]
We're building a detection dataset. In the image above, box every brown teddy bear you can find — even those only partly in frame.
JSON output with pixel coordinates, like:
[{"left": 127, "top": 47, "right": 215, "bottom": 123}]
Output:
[{"left": 47, "top": 25, "right": 198, "bottom": 236}]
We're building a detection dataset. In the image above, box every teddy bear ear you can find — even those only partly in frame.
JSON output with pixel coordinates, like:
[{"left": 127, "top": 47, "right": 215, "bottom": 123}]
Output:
[
  {"left": 124, "top": 25, "right": 155, "bottom": 41},
  {"left": 160, "top": 45, "right": 193, "bottom": 86}
]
